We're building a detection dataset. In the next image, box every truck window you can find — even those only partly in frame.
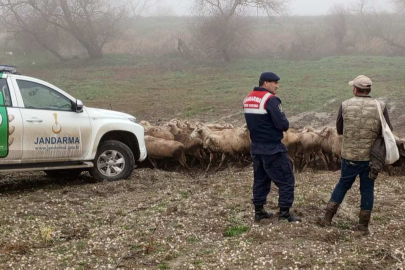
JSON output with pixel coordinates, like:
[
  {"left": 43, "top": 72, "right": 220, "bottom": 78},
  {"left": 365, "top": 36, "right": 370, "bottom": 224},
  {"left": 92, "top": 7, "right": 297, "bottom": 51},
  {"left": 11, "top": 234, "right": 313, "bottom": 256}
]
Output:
[
  {"left": 0, "top": 79, "right": 12, "bottom": 107},
  {"left": 17, "top": 80, "right": 72, "bottom": 111}
]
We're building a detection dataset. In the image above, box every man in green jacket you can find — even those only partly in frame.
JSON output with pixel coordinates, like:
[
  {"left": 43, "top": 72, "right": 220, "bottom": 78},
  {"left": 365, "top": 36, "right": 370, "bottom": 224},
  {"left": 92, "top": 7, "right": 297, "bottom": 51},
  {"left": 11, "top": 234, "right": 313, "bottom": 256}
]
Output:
[{"left": 318, "top": 75, "right": 393, "bottom": 233}]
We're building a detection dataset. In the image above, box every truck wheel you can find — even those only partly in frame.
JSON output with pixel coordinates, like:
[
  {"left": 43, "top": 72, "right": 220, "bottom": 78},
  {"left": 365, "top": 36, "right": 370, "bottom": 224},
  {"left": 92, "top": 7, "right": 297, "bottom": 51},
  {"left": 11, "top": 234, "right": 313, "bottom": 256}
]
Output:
[
  {"left": 44, "top": 169, "right": 83, "bottom": 179},
  {"left": 90, "top": 140, "right": 135, "bottom": 181}
]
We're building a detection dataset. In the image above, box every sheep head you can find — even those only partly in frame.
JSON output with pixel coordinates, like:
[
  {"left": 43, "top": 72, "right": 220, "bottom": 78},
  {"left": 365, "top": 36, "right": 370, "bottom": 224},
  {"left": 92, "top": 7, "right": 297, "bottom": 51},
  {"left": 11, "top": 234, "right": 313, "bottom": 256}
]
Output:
[
  {"left": 190, "top": 127, "right": 201, "bottom": 139},
  {"left": 224, "top": 123, "right": 234, "bottom": 128},
  {"left": 236, "top": 127, "right": 250, "bottom": 137},
  {"left": 140, "top": 120, "right": 151, "bottom": 128},
  {"left": 169, "top": 124, "right": 181, "bottom": 135},
  {"left": 302, "top": 126, "right": 315, "bottom": 133},
  {"left": 319, "top": 127, "right": 336, "bottom": 138},
  {"left": 184, "top": 120, "right": 195, "bottom": 129}
]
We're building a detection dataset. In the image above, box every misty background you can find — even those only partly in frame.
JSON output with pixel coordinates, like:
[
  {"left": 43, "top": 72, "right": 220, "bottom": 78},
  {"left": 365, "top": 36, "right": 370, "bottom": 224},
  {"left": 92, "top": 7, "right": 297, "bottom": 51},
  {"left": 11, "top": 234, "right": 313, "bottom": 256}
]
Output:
[
  {"left": 157, "top": 0, "right": 395, "bottom": 16},
  {"left": 0, "top": 0, "right": 403, "bottom": 62}
]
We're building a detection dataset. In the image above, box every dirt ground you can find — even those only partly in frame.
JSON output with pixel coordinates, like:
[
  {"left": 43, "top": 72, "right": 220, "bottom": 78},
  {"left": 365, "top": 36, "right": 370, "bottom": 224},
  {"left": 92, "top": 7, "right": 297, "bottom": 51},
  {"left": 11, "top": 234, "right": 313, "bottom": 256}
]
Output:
[
  {"left": 1, "top": 99, "right": 404, "bottom": 269},
  {"left": 1, "top": 165, "right": 405, "bottom": 269}
]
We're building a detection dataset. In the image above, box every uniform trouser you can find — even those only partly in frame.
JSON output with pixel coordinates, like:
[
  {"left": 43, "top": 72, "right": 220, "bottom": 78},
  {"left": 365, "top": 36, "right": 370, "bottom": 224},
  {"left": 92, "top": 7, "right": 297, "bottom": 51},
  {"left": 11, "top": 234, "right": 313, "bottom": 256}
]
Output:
[
  {"left": 330, "top": 159, "right": 375, "bottom": 210},
  {"left": 251, "top": 152, "right": 295, "bottom": 208}
]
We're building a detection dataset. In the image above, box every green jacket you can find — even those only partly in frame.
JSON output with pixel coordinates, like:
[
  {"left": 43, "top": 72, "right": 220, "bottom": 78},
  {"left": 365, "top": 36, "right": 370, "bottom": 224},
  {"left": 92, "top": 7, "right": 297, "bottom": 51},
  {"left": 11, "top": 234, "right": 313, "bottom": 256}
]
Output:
[{"left": 341, "top": 96, "right": 384, "bottom": 161}]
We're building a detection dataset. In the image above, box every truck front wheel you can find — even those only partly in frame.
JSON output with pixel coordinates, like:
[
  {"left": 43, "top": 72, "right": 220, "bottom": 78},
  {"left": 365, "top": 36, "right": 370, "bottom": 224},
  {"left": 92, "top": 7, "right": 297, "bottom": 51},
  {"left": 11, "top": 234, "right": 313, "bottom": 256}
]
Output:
[{"left": 90, "top": 140, "right": 135, "bottom": 181}]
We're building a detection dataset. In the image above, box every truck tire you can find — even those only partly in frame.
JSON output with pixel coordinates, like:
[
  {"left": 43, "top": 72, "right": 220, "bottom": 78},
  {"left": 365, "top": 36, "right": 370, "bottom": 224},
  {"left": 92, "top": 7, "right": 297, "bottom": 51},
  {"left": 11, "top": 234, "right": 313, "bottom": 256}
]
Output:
[
  {"left": 44, "top": 169, "right": 83, "bottom": 179},
  {"left": 90, "top": 140, "right": 135, "bottom": 181}
]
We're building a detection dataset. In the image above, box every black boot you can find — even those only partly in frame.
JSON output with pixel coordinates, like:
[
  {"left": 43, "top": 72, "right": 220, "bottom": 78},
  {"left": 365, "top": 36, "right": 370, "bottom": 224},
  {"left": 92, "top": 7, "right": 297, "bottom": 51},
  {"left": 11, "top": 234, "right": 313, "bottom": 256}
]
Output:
[
  {"left": 279, "top": 207, "right": 302, "bottom": 222},
  {"left": 254, "top": 205, "right": 273, "bottom": 222}
]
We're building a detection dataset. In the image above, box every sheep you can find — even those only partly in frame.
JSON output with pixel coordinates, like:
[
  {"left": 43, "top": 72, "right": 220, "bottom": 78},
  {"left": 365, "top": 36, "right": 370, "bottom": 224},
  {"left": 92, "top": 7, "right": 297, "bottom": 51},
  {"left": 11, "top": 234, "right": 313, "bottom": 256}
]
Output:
[
  {"left": 297, "top": 129, "right": 328, "bottom": 171},
  {"left": 167, "top": 122, "right": 182, "bottom": 135},
  {"left": 319, "top": 127, "right": 343, "bottom": 170},
  {"left": 144, "top": 135, "right": 187, "bottom": 168},
  {"left": 184, "top": 120, "right": 196, "bottom": 130},
  {"left": 230, "top": 126, "right": 250, "bottom": 154},
  {"left": 204, "top": 123, "right": 235, "bottom": 131},
  {"left": 172, "top": 132, "right": 205, "bottom": 167},
  {"left": 301, "top": 126, "right": 317, "bottom": 133},
  {"left": 140, "top": 120, "right": 152, "bottom": 129},
  {"left": 167, "top": 122, "right": 193, "bottom": 136},
  {"left": 193, "top": 125, "right": 250, "bottom": 171},
  {"left": 190, "top": 126, "right": 223, "bottom": 171},
  {"left": 141, "top": 120, "right": 382, "bottom": 172},
  {"left": 145, "top": 126, "right": 175, "bottom": 141},
  {"left": 282, "top": 129, "right": 302, "bottom": 170},
  {"left": 164, "top": 118, "right": 188, "bottom": 129}
]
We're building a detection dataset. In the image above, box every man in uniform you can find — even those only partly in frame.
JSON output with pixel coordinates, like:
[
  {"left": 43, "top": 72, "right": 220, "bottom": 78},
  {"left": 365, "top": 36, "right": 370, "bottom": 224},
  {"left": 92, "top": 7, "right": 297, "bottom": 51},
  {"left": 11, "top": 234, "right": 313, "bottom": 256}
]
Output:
[
  {"left": 243, "top": 72, "right": 301, "bottom": 223},
  {"left": 318, "top": 75, "right": 393, "bottom": 233}
]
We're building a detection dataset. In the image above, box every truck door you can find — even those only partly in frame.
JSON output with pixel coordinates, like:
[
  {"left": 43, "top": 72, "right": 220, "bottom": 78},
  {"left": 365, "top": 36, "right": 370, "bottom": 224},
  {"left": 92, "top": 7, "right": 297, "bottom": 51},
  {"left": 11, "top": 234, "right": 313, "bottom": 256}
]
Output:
[
  {"left": 0, "top": 77, "right": 23, "bottom": 162},
  {"left": 12, "top": 78, "right": 92, "bottom": 162}
]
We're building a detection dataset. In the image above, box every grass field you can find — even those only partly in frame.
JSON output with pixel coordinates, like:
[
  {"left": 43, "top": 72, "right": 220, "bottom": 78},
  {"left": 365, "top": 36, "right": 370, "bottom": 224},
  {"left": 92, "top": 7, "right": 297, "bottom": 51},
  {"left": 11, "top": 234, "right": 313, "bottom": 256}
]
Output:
[{"left": 3, "top": 53, "right": 405, "bottom": 124}]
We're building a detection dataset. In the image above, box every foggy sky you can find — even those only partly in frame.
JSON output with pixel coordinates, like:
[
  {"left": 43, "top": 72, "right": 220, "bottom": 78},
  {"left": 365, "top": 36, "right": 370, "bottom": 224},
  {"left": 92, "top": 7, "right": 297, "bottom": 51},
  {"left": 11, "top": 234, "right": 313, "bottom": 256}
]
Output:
[{"left": 158, "top": 0, "right": 395, "bottom": 16}]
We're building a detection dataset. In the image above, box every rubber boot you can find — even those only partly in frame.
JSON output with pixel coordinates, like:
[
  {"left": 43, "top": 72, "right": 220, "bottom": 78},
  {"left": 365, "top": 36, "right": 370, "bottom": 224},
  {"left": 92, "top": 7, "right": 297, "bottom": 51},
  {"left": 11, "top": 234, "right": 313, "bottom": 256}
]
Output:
[
  {"left": 317, "top": 201, "right": 340, "bottom": 227},
  {"left": 254, "top": 205, "right": 273, "bottom": 222},
  {"left": 357, "top": 209, "right": 372, "bottom": 234},
  {"left": 278, "top": 207, "right": 302, "bottom": 222}
]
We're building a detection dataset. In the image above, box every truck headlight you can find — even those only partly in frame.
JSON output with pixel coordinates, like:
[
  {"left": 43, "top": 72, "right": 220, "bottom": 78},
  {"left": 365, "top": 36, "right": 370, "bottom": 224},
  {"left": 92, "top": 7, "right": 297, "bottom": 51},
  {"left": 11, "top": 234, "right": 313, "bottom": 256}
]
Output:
[{"left": 128, "top": 118, "right": 139, "bottom": 124}]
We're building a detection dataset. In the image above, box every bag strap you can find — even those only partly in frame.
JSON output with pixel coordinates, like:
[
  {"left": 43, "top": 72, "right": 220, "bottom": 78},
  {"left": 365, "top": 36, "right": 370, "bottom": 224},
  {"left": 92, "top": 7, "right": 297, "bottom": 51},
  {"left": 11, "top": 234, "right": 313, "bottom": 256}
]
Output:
[{"left": 375, "top": 100, "right": 387, "bottom": 128}]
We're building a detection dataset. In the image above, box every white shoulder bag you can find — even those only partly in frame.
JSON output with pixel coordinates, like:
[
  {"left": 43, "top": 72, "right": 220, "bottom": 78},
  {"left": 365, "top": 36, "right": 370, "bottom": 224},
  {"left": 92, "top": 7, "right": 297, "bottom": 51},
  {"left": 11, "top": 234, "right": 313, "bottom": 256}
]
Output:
[{"left": 375, "top": 100, "right": 399, "bottom": 165}]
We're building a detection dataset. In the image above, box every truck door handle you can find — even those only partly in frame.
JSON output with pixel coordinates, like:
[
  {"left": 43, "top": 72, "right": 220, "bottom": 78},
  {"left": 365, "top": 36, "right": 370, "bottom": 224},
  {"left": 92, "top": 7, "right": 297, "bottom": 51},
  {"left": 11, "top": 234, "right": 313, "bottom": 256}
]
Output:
[{"left": 26, "top": 118, "right": 43, "bottom": 123}]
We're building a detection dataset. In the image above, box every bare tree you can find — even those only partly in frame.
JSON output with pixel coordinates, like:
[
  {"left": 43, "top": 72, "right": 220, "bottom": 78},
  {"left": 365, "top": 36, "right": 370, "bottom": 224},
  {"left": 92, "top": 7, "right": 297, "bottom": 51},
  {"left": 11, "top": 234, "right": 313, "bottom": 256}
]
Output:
[
  {"left": 326, "top": 4, "right": 350, "bottom": 54},
  {"left": 0, "top": 0, "right": 157, "bottom": 60},
  {"left": 282, "top": 25, "right": 322, "bottom": 60},
  {"left": 357, "top": 0, "right": 405, "bottom": 55},
  {"left": 392, "top": 0, "right": 405, "bottom": 10},
  {"left": 191, "top": 0, "right": 289, "bottom": 61},
  {"left": 130, "top": 0, "right": 163, "bottom": 16},
  {"left": 0, "top": 0, "right": 68, "bottom": 61},
  {"left": 31, "top": 0, "right": 128, "bottom": 59}
]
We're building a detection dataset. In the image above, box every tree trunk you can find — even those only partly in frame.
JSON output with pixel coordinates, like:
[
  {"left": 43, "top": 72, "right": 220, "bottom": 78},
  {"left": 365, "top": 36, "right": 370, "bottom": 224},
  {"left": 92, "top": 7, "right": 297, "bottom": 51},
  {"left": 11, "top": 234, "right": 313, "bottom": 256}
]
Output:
[
  {"left": 59, "top": 0, "right": 103, "bottom": 59},
  {"left": 177, "top": 38, "right": 192, "bottom": 58},
  {"left": 222, "top": 48, "right": 230, "bottom": 62},
  {"left": 29, "top": 33, "right": 67, "bottom": 62},
  {"left": 84, "top": 44, "right": 103, "bottom": 59}
]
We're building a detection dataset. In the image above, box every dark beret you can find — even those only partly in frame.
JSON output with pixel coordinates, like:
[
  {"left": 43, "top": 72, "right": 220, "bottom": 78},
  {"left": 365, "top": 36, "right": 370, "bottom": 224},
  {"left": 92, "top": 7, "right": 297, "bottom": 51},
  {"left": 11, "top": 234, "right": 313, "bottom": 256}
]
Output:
[{"left": 260, "top": 72, "right": 280, "bottom": 82}]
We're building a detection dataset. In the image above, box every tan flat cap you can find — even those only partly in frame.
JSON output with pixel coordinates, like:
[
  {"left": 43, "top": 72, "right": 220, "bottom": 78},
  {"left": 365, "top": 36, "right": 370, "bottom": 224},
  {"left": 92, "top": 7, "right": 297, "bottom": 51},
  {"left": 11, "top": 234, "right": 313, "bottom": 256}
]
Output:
[{"left": 349, "top": 75, "right": 372, "bottom": 89}]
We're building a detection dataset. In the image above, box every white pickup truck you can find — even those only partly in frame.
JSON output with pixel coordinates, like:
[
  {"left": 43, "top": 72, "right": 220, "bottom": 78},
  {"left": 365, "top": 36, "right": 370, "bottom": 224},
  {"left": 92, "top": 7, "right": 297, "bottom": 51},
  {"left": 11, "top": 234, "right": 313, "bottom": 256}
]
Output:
[{"left": 0, "top": 65, "right": 147, "bottom": 181}]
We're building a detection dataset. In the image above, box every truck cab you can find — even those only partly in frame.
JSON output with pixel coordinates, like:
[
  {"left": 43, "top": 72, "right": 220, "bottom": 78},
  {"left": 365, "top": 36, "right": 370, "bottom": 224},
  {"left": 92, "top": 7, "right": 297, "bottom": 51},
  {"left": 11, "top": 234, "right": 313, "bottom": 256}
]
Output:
[{"left": 0, "top": 65, "right": 147, "bottom": 181}]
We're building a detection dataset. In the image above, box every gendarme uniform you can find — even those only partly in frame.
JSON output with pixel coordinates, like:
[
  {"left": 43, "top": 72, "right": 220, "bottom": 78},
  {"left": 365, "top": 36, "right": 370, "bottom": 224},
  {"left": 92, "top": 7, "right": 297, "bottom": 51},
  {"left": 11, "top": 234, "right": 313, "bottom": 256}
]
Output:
[{"left": 243, "top": 72, "right": 298, "bottom": 222}]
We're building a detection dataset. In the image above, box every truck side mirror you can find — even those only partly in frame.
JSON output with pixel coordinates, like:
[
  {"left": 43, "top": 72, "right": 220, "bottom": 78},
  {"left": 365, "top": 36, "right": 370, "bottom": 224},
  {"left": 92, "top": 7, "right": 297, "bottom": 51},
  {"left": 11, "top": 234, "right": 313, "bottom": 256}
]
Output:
[{"left": 76, "top": 99, "right": 84, "bottom": 113}]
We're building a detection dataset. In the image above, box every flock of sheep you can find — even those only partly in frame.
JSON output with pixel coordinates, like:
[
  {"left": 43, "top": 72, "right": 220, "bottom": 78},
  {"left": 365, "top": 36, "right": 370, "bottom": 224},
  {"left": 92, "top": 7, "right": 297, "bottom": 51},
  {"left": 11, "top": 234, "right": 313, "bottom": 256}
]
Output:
[{"left": 140, "top": 119, "right": 405, "bottom": 173}]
